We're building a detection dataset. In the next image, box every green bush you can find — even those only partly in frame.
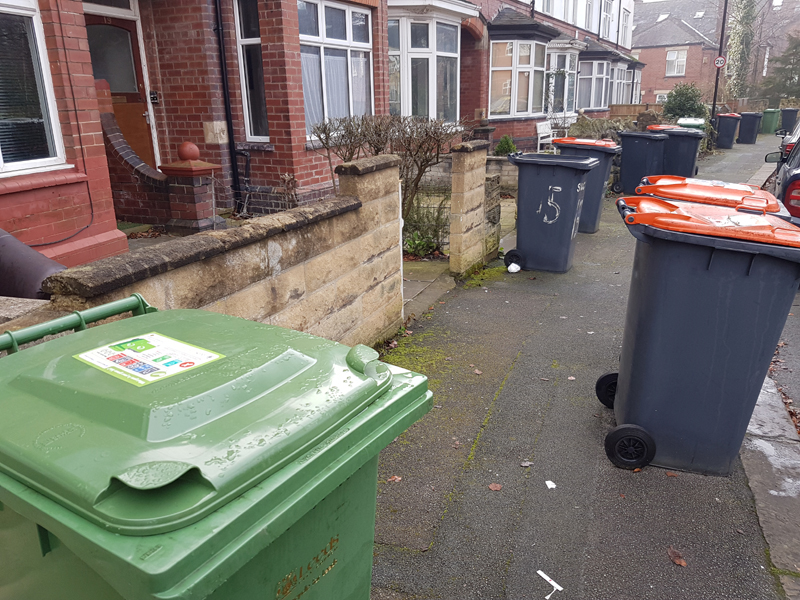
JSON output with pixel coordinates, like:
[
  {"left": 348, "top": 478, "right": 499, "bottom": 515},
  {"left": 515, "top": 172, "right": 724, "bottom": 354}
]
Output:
[
  {"left": 403, "top": 187, "right": 450, "bottom": 257},
  {"left": 494, "top": 135, "right": 517, "bottom": 156},
  {"left": 662, "top": 83, "right": 708, "bottom": 120}
]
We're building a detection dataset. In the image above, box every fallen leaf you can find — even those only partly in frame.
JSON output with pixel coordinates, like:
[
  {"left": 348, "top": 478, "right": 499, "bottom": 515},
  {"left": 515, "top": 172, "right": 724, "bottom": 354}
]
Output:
[
  {"left": 666, "top": 471, "right": 679, "bottom": 478},
  {"left": 667, "top": 546, "right": 687, "bottom": 567},
  {"left": 439, "top": 301, "right": 445, "bottom": 304},
  {"left": 474, "top": 369, "right": 483, "bottom": 375},
  {"left": 619, "top": 494, "right": 625, "bottom": 499},
  {"left": 452, "top": 441, "right": 460, "bottom": 448},
  {"left": 488, "top": 483, "right": 503, "bottom": 491},
  {"left": 387, "top": 475, "right": 402, "bottom": 483},
  {"left": 736, "top": 529, "right": 744, "bottom": 535},
  {"left": 388, "top": 340, "right": 398, "bottom": 349},
  {"left": 540, "top": 377, "right": 550, "bottom": 381},
  {"left": 568, "top": 376, "right": 576, "bottom": 381},
  {"left": 529, "top": 277, "right": 536, "bottom": 280},
  {"left": 633, "top": 468, "right": 642, "bottom": 473},
  {"left": 470, "top": 364, "right": 475, "bottom": 367},
  {"left": 429, "top": 306, "right": 435, "bottom": 310},
  {"left": 593, "top": 414, "right": 601, "bottom": 418},
  {"left": 520, "top": 461, "right": 533, "bottom": 467}
]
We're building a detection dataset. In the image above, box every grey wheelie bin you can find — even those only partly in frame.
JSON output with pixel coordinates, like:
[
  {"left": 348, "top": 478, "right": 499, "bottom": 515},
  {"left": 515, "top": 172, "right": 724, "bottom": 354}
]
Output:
[
  {"left": 0, "top": 295, "right": 432, "bottom": 600},
  {"left": 781, "top": 107, "right": 799, "bottom": 132},
  {"left": 618, "top": 131, "right": 668, "bottom": 195},
  {"left": 504, "top": 153, "right": 598, "bottom": 273},
  {"left": 715, "top": 113, "right": 741, "bottom": 149},
  {"left": 736, "top": 112, "right": 763, "bottom": 144},
  {"left": 552, "top": 137, "right": 621, "bottom": 234},
  {"left": 646, "top": 125, "right": 705, "bottom": 177},
  {"left": 595, "top": 197, "right": 800, "bottom": 475}
]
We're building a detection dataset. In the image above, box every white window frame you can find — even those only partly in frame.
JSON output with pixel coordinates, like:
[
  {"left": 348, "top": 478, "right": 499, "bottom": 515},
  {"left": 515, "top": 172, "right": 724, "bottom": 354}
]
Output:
[
  {"left": 610, "top": 64, "right": 626, "bottom": 104},
  {"left": 82, "top": 0, "right": 137, "bottom": 19},
  {"left": 585, "top": 0, "right": 593, "bottom": 31},
  {"left": 542, "top": 0, "right": 553, "bottom": 15},
  {"left": 577, "top": 60, "right": 610, "bottom": 109},
  {"left": 0, "top": 0, "right": 66, "bottom": 177},
  {"left": 600, "top": 0, "right": 612, "bottom": 38},
  {"left": 299, "top": 0, "right": 374, "bottom": 136},
  {"left": 621, "top": 9, "right": 630, "bottom": 47},
  {"left": 666, "top": 49, "right": 687, "bottom": 76},
  {"left": 234, "top": 0, "right": 269, "bottom": 142},
  {"left": 546, "top": 51, "right": 578, "bottom": 114},
  {"left": 388, "top": 15, "right": 461, "bottom": 121},
  {"left": 489, "top": 40, "right": 548, "bottom": 119}
]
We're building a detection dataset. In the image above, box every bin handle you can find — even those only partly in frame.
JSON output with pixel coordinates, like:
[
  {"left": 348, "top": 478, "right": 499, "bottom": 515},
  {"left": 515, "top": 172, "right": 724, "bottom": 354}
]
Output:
[
  {"left": 0, "top": 294, "right": 157, "bottom": 354},
  {"left": 736, "top": 195, "right": 768, "bottom": 216},
  {"left": 617, "top": 198, "right": 636, "bottom": 219}
]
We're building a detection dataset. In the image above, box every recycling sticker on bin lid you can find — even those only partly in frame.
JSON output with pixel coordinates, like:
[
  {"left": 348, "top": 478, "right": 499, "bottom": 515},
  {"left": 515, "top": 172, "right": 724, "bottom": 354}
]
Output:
[{"left": 74, "top": 332, "right": 224, "bottom": 387}]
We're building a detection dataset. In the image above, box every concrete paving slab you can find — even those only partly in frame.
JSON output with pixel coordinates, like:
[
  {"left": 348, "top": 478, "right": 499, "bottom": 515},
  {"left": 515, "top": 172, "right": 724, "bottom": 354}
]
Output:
[
  {"left": 749, "top": 379, "right": 800, "bottom": 440},
  {"left": 404, "top": 260, "right": 449, "bottom": 283},
  {"left": 696, "top": 134, "right": 777, "bottom": 184}
]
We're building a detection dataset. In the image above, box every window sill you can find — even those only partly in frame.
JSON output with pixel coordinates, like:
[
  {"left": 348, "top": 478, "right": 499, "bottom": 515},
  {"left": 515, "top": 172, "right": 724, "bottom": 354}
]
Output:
[
  {"left": 0, "top": 165, "right": 86, "bottom": 196},
  {"left": 488, "top": 114, "right": 548, "bottom": 122},
  {"left": 236, "top": 142, "right": 275, "bottom": 152},
  {"left": 578, "top": 107, "right": 610, "bottom": 113},
  {"left": 305, "top": 139, "right": 324, "bottom": 151},
  {"left": 665, "top": 74, "right": 686, "bottom": 78}
]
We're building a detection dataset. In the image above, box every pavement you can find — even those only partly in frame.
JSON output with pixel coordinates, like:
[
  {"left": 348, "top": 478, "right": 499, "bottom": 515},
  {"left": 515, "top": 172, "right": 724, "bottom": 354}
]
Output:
[{"left": 381, "top": 133, "right": 800, "bottom": 599}]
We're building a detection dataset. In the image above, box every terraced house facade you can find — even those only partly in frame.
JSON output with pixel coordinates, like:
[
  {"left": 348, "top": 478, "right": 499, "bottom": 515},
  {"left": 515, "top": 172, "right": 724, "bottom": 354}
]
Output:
[{"left": 2, "top": 0, "right": 637, "bottom": 265}]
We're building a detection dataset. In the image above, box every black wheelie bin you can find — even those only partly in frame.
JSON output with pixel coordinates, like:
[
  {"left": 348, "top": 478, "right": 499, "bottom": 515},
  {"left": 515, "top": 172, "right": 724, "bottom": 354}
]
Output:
[
  {"left": 715, "top": 113, "right": 741, "bottom": 149},
  {"left": 552, "top": 137, "right": 621, "bottom": 234},
  {"left": 646, "top": 125, "right": 705, "bottom": 177},
  {"left": 737, "top": 112, "right": 763, "bottom": 144},
  {"left": 505, "top": 153, "right": 598, "bottom": 273},
  {"left": 618, "top": 131, "right": 668, "bottom": 195},
  {"left": 596, "top": 197, "right": 800, "bottom": 475}
]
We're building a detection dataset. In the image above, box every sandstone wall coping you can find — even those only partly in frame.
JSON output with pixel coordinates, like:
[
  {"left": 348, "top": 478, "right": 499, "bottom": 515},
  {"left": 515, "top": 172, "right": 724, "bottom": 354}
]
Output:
[
  {"left": 335, "top": 154, "right": 402, "bottom": 175},
  {"left": 451, "top": 140, "right": 491, "bottom": 153}
]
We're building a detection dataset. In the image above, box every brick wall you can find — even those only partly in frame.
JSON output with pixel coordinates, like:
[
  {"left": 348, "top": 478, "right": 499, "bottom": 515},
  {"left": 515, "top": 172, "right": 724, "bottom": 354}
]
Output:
[
  {"left": 638, "top": 44, "right": 721, "bottom": 104},
  {"left": 43, "top": 155, "right": 405, "bottom": 347},
  {"left": 0, "top": 0, "right": 127, "bottom": 267}
]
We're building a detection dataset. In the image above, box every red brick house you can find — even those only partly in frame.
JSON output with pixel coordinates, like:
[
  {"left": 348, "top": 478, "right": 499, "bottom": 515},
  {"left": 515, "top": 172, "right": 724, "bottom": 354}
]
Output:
[{"left": 4, "top": 0, "right": 639, "bottom": 267}]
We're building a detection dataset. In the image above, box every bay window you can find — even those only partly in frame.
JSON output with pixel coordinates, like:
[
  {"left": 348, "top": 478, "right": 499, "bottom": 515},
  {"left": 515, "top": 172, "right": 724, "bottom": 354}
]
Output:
[
  {"left": 489, "top": 40, "right": 547, "bottom": 118},
  {"left": 388, "top": 17, "right": 460, "bottom": 121},
  {"left": 546, "top": 53, "right": 578, "bottom": 114},
  {"left": 577, "top": 61, "right": 610, "bottom": 109},
  {"left": 235, "top": 0, "right": 269, "bottom": 139},
  {"left": 0, "top": 0, "right": 64, "bottom": 174},
  {"left": 609, "top": 65, "right": 627, "bottom": 105},
  {"left": 299, "top": 0, "right": 373, "bottom": 134}
]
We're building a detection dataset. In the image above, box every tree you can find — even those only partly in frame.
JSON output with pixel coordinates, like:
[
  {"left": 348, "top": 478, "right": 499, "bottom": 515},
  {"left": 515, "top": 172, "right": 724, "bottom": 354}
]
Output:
[
  {"left": 762, "top": 34, "right": 800, "bottom": 102},
  {"left": 727, "top": 0, "right": 757, "bottom": 98},
  {"left": 662, "top": 83, "right": 708, "bottom": 119}
]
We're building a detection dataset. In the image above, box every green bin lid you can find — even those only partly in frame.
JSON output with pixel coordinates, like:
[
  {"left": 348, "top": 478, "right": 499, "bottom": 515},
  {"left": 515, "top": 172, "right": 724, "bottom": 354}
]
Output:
[{"left": 0, "top": 310, "right": 394, "bottom": 535}]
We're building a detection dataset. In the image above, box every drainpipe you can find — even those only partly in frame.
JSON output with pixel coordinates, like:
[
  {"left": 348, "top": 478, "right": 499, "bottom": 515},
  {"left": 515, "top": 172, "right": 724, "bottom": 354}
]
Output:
[
  {"left": 615, "top": 0, "right": 622, "bottom": 48},
  {"left": 213, "top": 0, "right": 243, "bottom": 212}
]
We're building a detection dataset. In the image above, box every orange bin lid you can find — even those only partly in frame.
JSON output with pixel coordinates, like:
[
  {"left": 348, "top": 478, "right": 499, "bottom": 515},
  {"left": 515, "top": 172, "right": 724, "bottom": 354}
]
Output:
[
  {"left": 646, "top": 125, "right": 682, "bottom": 131},
  {"left": 552, "top": 137, "right": 619, "bottom": 148},
  {"left": 635, "top": 175, "right": 785, "bottom": 215},
  {"left": 620, "top": 196, "right": 800, "bottom": 248}
]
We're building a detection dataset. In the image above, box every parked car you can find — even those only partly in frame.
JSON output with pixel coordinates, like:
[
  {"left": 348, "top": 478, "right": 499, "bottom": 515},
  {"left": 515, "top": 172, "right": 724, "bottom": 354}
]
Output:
[
  {"left": 766, "top": 141, "right": 800, "bottom": 217},
  {"left": 775, "top": 118, "right": 800, "bottom": 162}
]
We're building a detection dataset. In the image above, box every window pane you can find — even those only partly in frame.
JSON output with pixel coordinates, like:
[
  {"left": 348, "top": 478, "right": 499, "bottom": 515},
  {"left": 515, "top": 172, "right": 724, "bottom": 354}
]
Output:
[
  {"left": 325, "top": 6, "right": 346, "bottom": 40},
  {"left": 492, "top": 42, "right": 513, "bottom": 68},
  {"left": 0, "top": 13, "right": 54, "bottom": 163},
  {"left": 567, "top": 73, "right": 575, "bottom": 111},
  {"left": 552, "top": 71, "right": 565, "bottom": 112},
  {"left": 352, "top": 12, "right": 369, "bottom": 43},
  {"left": 666, "top": 51, "right": 677, "bottom": 61},
  {"left": 351, "top": 50, "right": 371, "bottom": 116},
  {"left": 324, "top": 48, "right": 349, "bottom": 117},
  {"left": 239, "top": 0, "right": 260, "bottom": 38},
  {"left": 297, "top": 1, "right": 318, "bottom": 37},
  {"left": 84, "top": 0, "right": 130, "bottom": 8},
  {"left": 516, "top": 71, "right": 530, "bottom": 113},
  {"left": 411, "top": 57, "right": 429, "bottom": 116},
  {"left": 534, "top": 44, "right": 546, "bottom": 68},
  {"left": 568, "top": 54, "right": 577, "bottom": 71},
  {"left": 532, "top": 70, "right": 544, "bottom": 112},
  {"left": 87, "top": 24, "right": 137, "bottom": 93},
  {"left": 577, "top": 77, "right": 591, "bottom": 108},
  {"left": 388, "top": 20, "right": 400, "bottom": 50},
  {"left": 437, "top": 55, "right": 457, "bottom": 121},
  {"left": 490, "top": 70, "right": 511, "bottom": 115},
  {"left": 579, "top": 61, "right": 592, "bottom": 76},
  {"left": 596, "top": 62, "right": 605, "bottom": 75},
  {"left": 593, "top": 76, "right": 603, "bottom": 106},
  {"left": 300, "top": 45, "right": 323, "bottom": 134},
  {"left": 389, "top": 54, "right": 401, "bottom": 115},
  {"left": 519, "top": 43, "right": 531, "bottom": 66},
  {"left": 556, "top": 54, "right": 566, "bottom": 70},
  {"left": 436, "top": 23, "right": 457, "bottom": 54},
  {"left": 243, "top": 44, "right": 269, "bottom": 136},
  {"left": 411, "top": 23, "right": 428, "bottom": 48}
]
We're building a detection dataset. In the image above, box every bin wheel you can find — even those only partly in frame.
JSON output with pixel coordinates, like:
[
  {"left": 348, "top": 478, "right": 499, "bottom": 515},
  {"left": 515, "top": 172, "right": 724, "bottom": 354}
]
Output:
[
  {"left": 605, "top": 424, "right": 656, "bottom": 470},
  {"left": 504, "top": 249, "right": 523, "bottom": 268},
  {"left": 611, "top": 181, "right": 623, "bottom": 194},
  {"left": 595, "top": 372, "right": 618, "bottom": 409}
]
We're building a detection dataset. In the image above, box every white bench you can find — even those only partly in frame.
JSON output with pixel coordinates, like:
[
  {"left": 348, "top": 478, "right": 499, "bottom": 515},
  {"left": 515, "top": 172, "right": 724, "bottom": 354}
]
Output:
[{"left": 537, "top": 120, "right": 554, "bottom": 152}]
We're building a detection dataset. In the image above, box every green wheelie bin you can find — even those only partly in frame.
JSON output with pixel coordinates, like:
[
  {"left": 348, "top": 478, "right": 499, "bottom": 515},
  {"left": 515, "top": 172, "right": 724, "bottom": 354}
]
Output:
[
  {"left": 0, "top": 295, "right": 432, "bottom": 600},
  {"left": 762, "top": 109, "right": 780, "bottom": 134}
]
